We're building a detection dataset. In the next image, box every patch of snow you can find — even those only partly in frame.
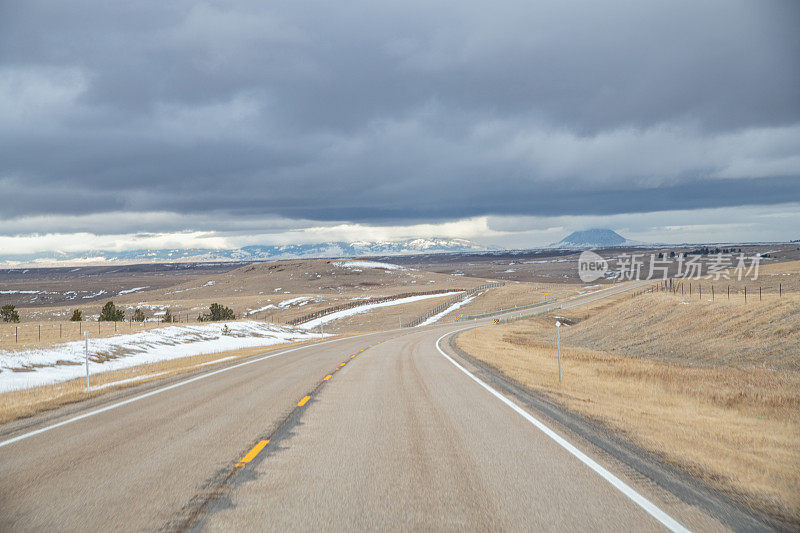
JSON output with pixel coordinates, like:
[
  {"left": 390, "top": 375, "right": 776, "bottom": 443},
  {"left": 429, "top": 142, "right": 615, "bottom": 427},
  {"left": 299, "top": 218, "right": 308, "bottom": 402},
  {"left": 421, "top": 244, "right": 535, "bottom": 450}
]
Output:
[
  {"left": 278, "top": 296, "right": 317, "bottom": 308},
  {"left": 417, "top": 293, "right": 480, "bottom": 327},
  {"left": 298, "top": 292, "right": 462, "bottom": 329},
  {"left": 0, "top": 321, "right": 325, "bottom": 392},
  {"left": 0, "top": 290, "right": 40, "bottom": 294},
  {"left": 333, "top": 260, "right": 402, "bottom": 270},
  {"left": 118, "top": 286, "right": 149, "bottom": 295},
  {"left": 245, "top": 304, "right": 277, "bottom": 316},
  {"left": 82, "top": 290, "right": 106, "bottom": 299}
]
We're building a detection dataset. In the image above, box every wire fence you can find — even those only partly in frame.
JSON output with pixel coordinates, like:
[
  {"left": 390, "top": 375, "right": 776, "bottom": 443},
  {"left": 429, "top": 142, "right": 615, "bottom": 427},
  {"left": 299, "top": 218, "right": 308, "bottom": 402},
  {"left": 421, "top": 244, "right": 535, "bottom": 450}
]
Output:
[
  {"left": 0, "top": 319, "right": 184, "bottom": 348},
  {"left": 287, "top": 288, "right": 468, "bottom": 326},
  {"left": 631, "top": 279, "right": 792, "bottom": 302},
  {"left": 403, "top": 282, "right": 505, "bottom": 327},
  {"left": 457, "top": 297, "right": 558, "bottom": 321}
]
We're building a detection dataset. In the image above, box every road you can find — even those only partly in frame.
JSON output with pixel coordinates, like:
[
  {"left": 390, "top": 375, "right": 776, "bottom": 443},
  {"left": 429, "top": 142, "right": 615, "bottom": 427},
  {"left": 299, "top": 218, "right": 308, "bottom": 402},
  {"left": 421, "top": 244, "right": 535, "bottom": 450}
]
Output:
[{"left": 0, "top": 285, "right": 728, "bottom": 531}]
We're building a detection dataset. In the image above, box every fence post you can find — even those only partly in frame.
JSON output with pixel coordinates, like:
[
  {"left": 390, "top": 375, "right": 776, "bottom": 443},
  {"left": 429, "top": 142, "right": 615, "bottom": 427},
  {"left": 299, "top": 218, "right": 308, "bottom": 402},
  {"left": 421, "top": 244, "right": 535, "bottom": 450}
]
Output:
[
  {"left": 744, "top": 286, "right": 747, "bottom": 303},
  {"left": 84, "top": 331, "right": 90, "bottom": 392}
]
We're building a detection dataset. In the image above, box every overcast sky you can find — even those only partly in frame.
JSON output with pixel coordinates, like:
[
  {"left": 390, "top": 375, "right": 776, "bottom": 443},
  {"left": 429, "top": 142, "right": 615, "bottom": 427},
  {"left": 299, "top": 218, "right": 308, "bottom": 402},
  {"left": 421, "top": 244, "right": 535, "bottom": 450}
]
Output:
[{"left": 1, "top": 0, "right": 799, "bottom": 255}]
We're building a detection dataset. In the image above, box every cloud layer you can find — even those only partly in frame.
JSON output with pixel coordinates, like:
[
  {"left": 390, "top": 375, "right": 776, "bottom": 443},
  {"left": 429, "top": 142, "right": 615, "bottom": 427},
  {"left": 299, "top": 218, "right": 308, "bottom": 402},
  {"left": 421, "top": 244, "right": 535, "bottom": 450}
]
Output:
[{"left": 1, "top": 0, "right": 798, "bottom": 248}]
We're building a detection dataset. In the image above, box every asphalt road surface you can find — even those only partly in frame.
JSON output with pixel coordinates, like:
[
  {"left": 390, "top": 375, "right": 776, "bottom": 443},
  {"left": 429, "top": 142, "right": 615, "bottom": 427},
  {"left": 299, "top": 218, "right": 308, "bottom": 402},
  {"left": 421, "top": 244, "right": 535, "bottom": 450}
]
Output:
[{"left": 0, "top": 285, "right": 730, "bottom": 531}]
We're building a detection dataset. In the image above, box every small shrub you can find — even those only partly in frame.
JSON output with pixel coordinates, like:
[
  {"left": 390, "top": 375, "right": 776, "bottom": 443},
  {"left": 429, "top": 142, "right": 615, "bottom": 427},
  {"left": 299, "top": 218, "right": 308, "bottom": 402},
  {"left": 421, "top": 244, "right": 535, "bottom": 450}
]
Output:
[
  {"left": 1, "top": 304, "right": 20, "bottom": 323},
  {"left": 70, "top": 309, "right": 82, "bottom": 321},
  {"left": 99, "top": 301, "right": 125, "bottom": 321},
  {"left": 132, "top": 308, "right": 146, "bottom": 322},
  {"left": 162, "top": 309, "right": 173, "bottom": 323}
]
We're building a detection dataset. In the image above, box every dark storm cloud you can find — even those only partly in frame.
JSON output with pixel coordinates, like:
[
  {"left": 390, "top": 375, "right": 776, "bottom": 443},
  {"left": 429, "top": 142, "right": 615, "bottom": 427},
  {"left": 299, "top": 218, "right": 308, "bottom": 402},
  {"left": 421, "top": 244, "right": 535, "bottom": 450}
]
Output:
[{"left": 1, "top": 0, "right": 798, "bottom": 230}]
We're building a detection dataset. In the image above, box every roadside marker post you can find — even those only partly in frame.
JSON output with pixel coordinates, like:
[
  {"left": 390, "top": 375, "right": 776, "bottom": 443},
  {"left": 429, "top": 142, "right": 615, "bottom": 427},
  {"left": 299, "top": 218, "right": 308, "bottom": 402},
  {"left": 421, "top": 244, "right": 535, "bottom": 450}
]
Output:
[
  {"left": 84, "top": 331, "right": 89, "bottom": 392},
  {"left": 556, "top": 321, "right": 562, "bottom": 383}
]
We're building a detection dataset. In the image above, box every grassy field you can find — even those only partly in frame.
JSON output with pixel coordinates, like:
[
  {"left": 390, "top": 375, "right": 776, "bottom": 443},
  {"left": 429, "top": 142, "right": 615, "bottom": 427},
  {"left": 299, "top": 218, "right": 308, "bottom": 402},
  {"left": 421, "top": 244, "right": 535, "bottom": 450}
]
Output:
[
  {"left": 1, "top": 259, "right": 486, "bottom": 327},
  {"left": 456, "top": 290, "right": 800, "bottom": 522}
]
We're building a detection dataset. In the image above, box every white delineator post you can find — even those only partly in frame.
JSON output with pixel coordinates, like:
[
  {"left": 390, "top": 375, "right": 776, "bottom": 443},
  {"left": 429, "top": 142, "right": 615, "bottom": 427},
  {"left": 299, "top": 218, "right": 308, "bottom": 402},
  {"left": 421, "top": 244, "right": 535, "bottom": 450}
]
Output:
[
  {"left": 84, "top": 331, "right": 90, "bottom": 391},
  {"left": 556, "top": 321, "right": 562, "bottom": 383}
]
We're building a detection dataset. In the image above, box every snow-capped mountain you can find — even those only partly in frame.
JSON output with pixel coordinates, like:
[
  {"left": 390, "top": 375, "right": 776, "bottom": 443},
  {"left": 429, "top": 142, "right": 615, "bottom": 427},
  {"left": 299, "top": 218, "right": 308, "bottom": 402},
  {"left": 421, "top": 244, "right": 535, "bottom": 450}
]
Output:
[
  {"left": 549, "top": 229, "right": 645, "bottom": 249},
  {"left": 2, "top": 238, "right": 489, "bottom": 266}
]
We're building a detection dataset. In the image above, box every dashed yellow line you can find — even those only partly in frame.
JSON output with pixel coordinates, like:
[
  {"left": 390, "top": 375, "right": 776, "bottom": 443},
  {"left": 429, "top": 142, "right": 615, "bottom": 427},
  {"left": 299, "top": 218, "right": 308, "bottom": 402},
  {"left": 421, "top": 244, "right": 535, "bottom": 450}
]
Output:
[
  {"left": 323, "top": 374, "right": 332, "bottom": 381},
  {"left": 350, "top": 354, "right": 356, "bottom": 358},
  {"left": 298, "top": 395, "right": 311, "bottom": 407},
  {"left": 236, "top": 440, "right": 269, "bottom": 467},
  {"left": 339, "top": 362, "right": 346, "bottom": 367}
]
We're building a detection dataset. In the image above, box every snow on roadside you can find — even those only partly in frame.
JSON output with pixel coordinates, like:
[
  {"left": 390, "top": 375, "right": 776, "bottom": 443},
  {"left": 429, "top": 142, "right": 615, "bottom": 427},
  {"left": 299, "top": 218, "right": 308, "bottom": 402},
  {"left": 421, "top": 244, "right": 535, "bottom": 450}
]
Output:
[
  {"left": 298, "top": 292, "right": 462, "bottom": 329},
  {"left": 416, "top": 292, "right": 482, "bottom": 327},
  {"left": 0, "top": 321, "right": 325, "bottom": 393},
  {"left": 333, "top": 260, "right": 402, "bottom": 270}
]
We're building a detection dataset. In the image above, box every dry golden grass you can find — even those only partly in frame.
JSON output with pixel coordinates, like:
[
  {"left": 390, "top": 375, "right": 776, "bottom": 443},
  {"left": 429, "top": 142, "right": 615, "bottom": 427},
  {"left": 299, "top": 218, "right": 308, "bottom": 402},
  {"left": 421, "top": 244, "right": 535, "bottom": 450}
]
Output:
[
  {"left": 0, "top": 340, "right": 316, "bottom": 425},
  {"left": 449, "top": 282, "right": 575, "bottom": 317},
  {"left": 456, "top": 292, "right": 800, "bottom": 522},
  {"left": 4, "top": 258, "right": 492, "bottom": 334},
  {"left": 557, "top": 292, "right": 800, "bottom": 370}
]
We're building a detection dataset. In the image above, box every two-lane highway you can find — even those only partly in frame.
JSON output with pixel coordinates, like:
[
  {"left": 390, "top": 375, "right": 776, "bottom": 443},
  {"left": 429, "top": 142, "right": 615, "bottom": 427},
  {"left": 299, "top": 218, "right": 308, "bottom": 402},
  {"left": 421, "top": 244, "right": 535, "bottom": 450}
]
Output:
[{"left": 0, "top": 284, "right": 726, "bottom": 531}]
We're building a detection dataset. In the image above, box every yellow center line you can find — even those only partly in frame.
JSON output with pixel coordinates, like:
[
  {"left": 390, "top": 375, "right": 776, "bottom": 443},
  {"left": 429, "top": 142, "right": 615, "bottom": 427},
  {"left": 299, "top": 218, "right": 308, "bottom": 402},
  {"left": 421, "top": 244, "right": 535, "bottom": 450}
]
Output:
[
  {"left": 339, "top": 362, "right": 346, "bottom": 367},
  {"left": 323, "top": 374, "right": 332, "bottom": 381},
  {"left": 236, "top": 440, "right": 269, "bottom": 467},
  {"left": 350, "top": 354, "right": 356, "bottom": 358},
  {"left": 298, "top": 395, "right": 311, "bottom": 406}
]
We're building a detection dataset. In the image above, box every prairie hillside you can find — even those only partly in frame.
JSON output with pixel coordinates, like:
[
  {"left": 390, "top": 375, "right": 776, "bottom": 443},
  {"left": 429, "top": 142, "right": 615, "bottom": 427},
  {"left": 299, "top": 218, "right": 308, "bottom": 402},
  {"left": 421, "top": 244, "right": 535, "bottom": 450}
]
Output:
[{"left": 456, "top": 279, "right": 800, "bottom": 521}]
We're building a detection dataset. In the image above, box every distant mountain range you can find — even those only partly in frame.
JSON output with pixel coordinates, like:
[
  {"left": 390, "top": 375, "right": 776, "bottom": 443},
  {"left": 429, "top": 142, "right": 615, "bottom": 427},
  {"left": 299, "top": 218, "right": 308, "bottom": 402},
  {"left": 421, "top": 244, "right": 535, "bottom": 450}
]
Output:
[
  {"left": 1, "top": 231, "right": 654, "bottom": 267},
  {"left": 1, "top": 238, "right": 489, "bottom": 266},
  {"left": 549, "top": 229, "right": 644, "bottom": 249}
]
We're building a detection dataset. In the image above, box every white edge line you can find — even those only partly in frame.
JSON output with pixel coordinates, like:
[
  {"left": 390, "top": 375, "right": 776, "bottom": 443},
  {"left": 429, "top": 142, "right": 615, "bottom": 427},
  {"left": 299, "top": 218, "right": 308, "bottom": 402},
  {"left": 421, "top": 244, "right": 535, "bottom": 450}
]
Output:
[
  {"left": 0, "top": 332, "right": 379, "bottom": 449},
  {"left": 435, "top": 330, "right": 691, "bottom": 533}
]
